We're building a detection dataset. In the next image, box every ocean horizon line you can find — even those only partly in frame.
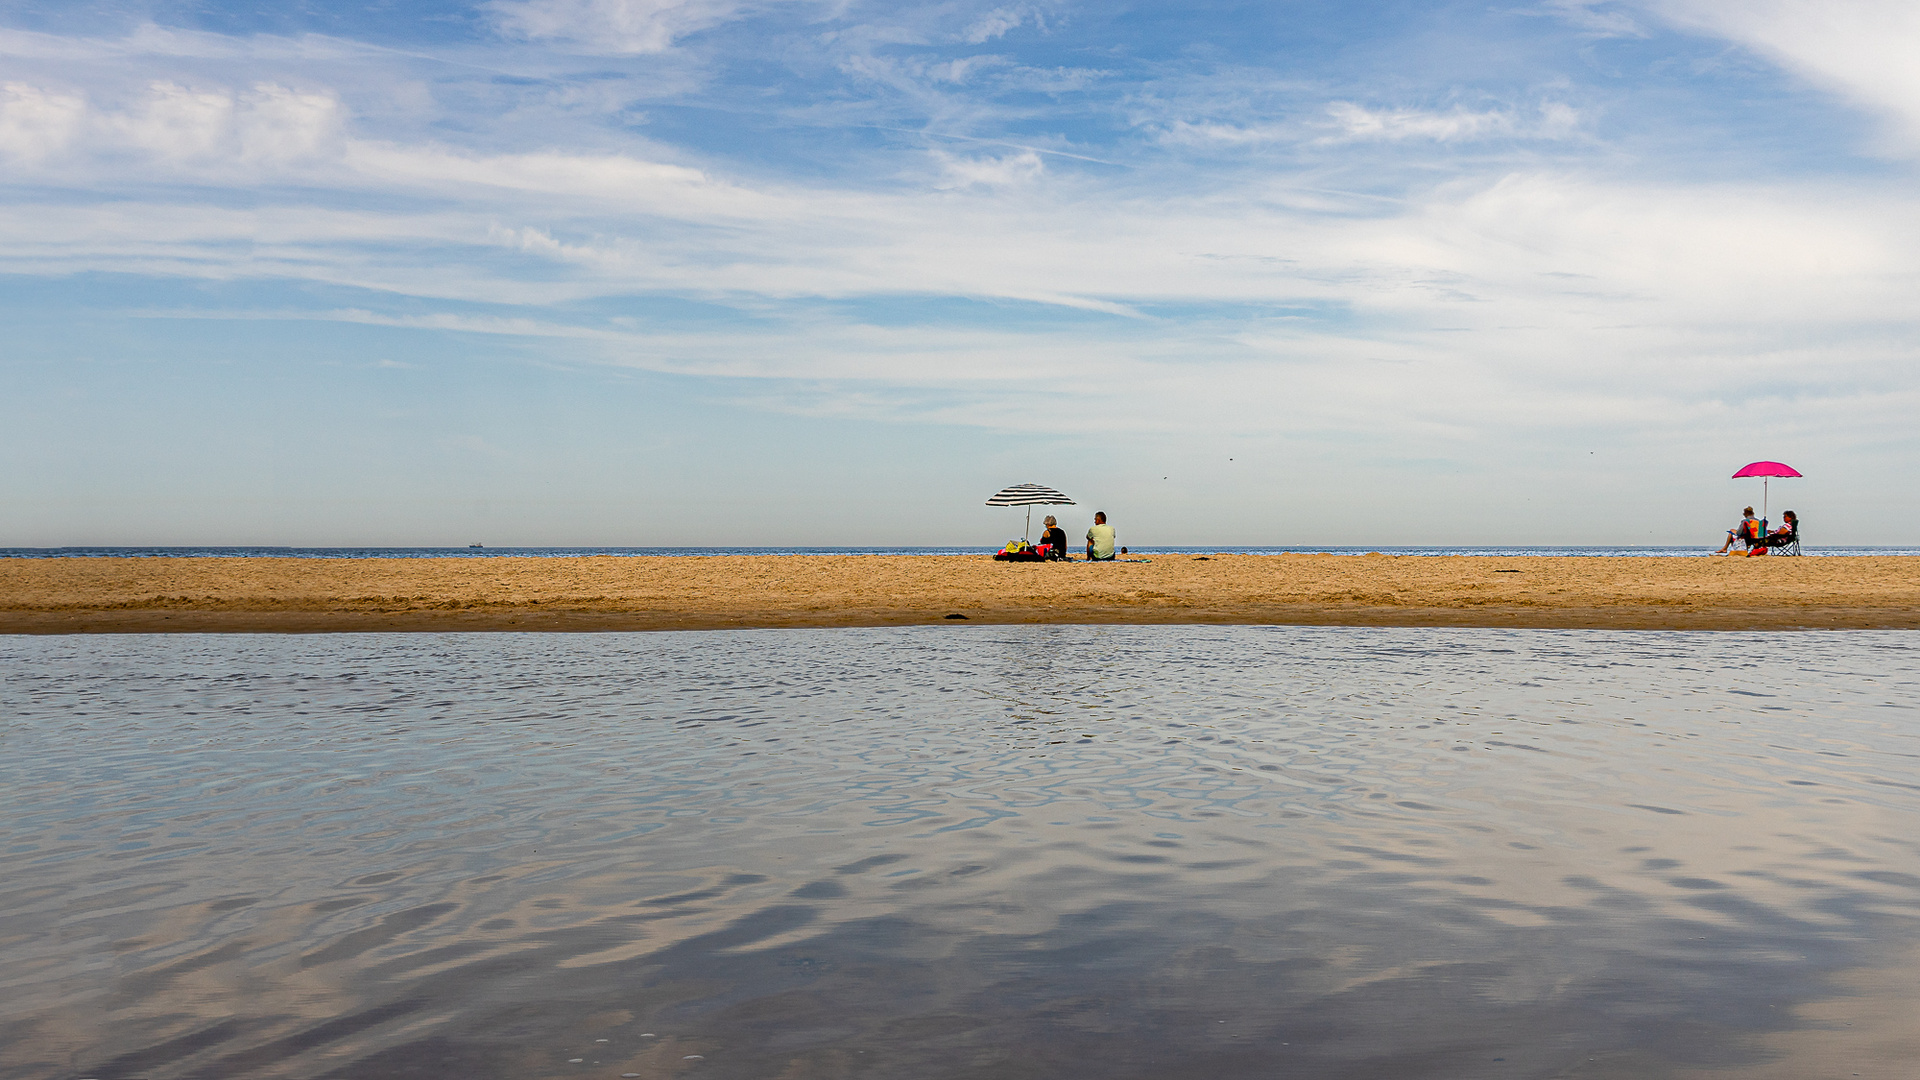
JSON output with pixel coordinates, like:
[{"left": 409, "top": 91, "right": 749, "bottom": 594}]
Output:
[{"left": 7, "top": 544, "right": 1920, "bottom": 559}]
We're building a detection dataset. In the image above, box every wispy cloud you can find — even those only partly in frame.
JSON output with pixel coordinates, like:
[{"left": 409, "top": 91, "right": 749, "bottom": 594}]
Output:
[
  {"left": 932, "top": 148, "right": 1044, "bottom": 187},
  {"left": 0, "top": 82, "right": 86, "bottom": 161},
  {"left": 960, "top": 5, "right": 1045, "bottom": 44},
  {"left": 1644, "top": 0, "right": 1920, "bottom": 150},
  {"left": 487, "top": 0, "right": 767, "bottom": 54},
  {"left": 0, "top": 79, "right": 348, "bottom": 177},
  {"left": 0, "top": 23, "right": 407, "bottom": 63},
  {"left": 1322, "top": 101, "right": 1580, "bottom": 142},
  {"left": 1158, "top": 100, "right": 1579, "bottom": 149},
  {"left": 1533, "top": 0, "right": 1647, "bottom": 38}
]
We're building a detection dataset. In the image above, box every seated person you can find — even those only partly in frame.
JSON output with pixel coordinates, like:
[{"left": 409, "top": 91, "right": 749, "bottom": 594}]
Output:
[
  {"left": 1716, "top": 507, "right": 1761, "bottom": 554},
  {"left": 1086, "top": 512, "right": 1116, "bottom": 561},
  {"left": 1040, "top": 516, "right": 1068, "bottom": 560},
  {"left": 1745, "top": 510, "right": 1798, "bottom": 555}
]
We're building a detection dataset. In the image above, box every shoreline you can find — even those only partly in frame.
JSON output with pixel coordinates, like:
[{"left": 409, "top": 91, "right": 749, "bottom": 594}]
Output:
[
  {"left": 4, "top": 553, "right": 1918, "bottom": 633},
  {"left": 5, "top": 607, "right": 1916, "bottom": 634}
]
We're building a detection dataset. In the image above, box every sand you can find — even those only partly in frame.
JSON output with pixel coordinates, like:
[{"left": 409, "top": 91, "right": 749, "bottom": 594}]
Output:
[{"left": 3, "top": 553, "right": 1918, "bottom": 632}]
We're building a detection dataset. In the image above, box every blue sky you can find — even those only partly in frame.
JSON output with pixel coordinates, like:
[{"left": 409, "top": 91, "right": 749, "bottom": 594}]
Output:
[{"left": 2, "top": 0, "right": 1916, "bottom": 546}]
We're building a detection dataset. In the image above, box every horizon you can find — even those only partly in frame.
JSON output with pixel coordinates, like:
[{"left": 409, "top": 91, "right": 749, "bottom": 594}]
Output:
[{"left": 5, "top": 539, "right": 1901, "bottom": 554}]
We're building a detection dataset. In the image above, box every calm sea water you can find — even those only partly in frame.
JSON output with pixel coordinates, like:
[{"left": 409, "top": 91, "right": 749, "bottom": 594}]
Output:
[
  {"left": 6, "top": 545, "right": 1918, "bottom": 558},
  {"left": 4, "top": 627, "right": 1919, "bottom": 1080}
]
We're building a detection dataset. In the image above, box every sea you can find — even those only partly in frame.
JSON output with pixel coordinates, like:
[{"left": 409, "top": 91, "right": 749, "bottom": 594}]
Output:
[
  {"left": 5, "top": 544, "right": 1919, "bottom": 558},
  {"left": 5, "top": 626, "right": 1919, "bottom": 1079}
]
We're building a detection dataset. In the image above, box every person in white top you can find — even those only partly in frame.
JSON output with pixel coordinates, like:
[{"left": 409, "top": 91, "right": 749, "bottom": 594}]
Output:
[{"left": 1085, "top": 512, "right": 1116, "bottom": 561}]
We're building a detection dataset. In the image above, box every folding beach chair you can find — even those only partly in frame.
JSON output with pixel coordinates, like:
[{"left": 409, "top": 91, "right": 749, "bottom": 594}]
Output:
[{"left": 1758, "top": 516, "right": 1802, "bottom": 556}]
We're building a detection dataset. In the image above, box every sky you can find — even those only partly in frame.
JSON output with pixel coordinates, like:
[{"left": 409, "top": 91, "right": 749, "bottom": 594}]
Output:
[{"left": 2, "top": 0, "right": 1916, "bottom": 547}]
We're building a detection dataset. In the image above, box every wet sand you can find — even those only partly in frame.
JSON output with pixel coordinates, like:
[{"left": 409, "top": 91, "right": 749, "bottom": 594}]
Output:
[{"left": 3, "top": 553, "right": 1917, "bottom": 632}]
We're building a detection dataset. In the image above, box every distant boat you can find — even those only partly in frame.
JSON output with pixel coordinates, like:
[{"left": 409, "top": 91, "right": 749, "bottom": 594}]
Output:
[{"left": 469, "top": 543, "right": 484, "bottom": 548}]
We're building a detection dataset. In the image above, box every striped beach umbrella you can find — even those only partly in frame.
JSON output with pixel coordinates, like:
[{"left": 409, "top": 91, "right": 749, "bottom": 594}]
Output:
[{"left": 985, "top": 483, "right": 1075, "bottom": 540}]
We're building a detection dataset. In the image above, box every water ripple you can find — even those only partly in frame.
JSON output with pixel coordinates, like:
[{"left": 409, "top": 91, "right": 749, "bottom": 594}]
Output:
[{"left": 2, "top": 627, "right": 1918, "bottom": 1079}]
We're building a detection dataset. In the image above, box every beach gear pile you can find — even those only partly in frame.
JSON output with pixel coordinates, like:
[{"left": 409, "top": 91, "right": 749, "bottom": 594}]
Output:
[{"left": 993, "top": 539, "right": 1051, "bottom": 562}]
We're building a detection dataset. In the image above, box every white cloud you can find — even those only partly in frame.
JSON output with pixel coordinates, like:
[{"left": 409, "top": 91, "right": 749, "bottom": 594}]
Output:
[
  {"left": 3, "top": 66, "right": 1911, "bottom": 340},
  {"left": 925, "top": 54, "right": 1010, "bottom": 85},
  {"left": 1645, "top": 0, "right": 1920, "bottom": 148},
  {"left": 1158, "top": 120, "right": 1295, "bottom": 147},
  {"left": 1535, "top": 0, "right": 1646, "bottom": 37},
  {"left": 1324, "top": 101, "right": 1578, "bottom": 142},
  {"left": 487, "top": 0, "right": 766, "bottom": 54},
  {"left": 0, "top": 79, "right": 759, "bottom": 212},
  {"left": 0, "top": 83, "right": 87, "bottom": 162},
  {"left": 235, "top": 85, "right": 343, "bottom": 163},
  {"left": 0, "top": 23, "right": 393, "bottom": 62},
  {"left": 342, "top": 142, "right": 731, "bottom": 209},
  {"left": 1162, "top": 102, "right": 1578, "bottom": 148},
  {"left": 1366, "top": 172, "right": 1918, "bottom": 324},
  {"left": 108, "top": 82, "right": 236, "bottom": 159},
  {"left": 6, "top": 158, "right": 1912, "bottom": 360},
  {"left": 961, "top": 6, "right": 1034, "bottom": 44},
  {"left": 933, "top": 148, "right": 1043, "bottom": 188},
  {"left": 1, "top": 80, "right": 343, "bottom": 170}
]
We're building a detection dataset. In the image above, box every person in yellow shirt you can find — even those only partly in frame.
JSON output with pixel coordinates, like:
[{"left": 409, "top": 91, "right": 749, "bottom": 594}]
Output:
[{"left": 1085, "top": 511, "right": 1116, "bottom": 561}]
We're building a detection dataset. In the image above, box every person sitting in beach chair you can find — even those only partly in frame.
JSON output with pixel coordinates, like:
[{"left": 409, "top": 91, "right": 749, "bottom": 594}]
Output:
[
  {"left": 1744, "top": 510, "right": 1800, "bottom": 556},
  {"left": 1716, "top": 507, "right": 1762, "bottom": 554}
]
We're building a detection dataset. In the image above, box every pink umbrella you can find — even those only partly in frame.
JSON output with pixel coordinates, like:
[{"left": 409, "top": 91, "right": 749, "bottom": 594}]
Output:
[{"left": 1732, "top": 461, "right": 1802, "bottom": 524}]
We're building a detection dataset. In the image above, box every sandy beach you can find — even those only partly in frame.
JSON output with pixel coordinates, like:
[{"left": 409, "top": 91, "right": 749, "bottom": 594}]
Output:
[{"left": 3, "top": 553, "right": 1918, "bottom": 632}]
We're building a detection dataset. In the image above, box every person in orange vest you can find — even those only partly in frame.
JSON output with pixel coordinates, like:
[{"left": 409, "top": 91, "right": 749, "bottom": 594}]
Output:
[{"left": 1716, "top": 507, "right": 1760, "bottom": 554}]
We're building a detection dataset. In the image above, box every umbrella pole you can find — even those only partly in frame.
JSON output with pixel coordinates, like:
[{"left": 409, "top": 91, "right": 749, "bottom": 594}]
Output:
[
  {"left": 1025, "top": 506, "right": 1032, "bottom": 540},
  {"left": 1763, "top": 478, "right": 1769, "bottom": 524}
]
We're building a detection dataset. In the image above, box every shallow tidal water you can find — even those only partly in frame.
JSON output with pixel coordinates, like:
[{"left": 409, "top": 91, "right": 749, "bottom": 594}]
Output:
[{"left": 4, "top": 627, "right": 1919, "bottom": 1080}]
